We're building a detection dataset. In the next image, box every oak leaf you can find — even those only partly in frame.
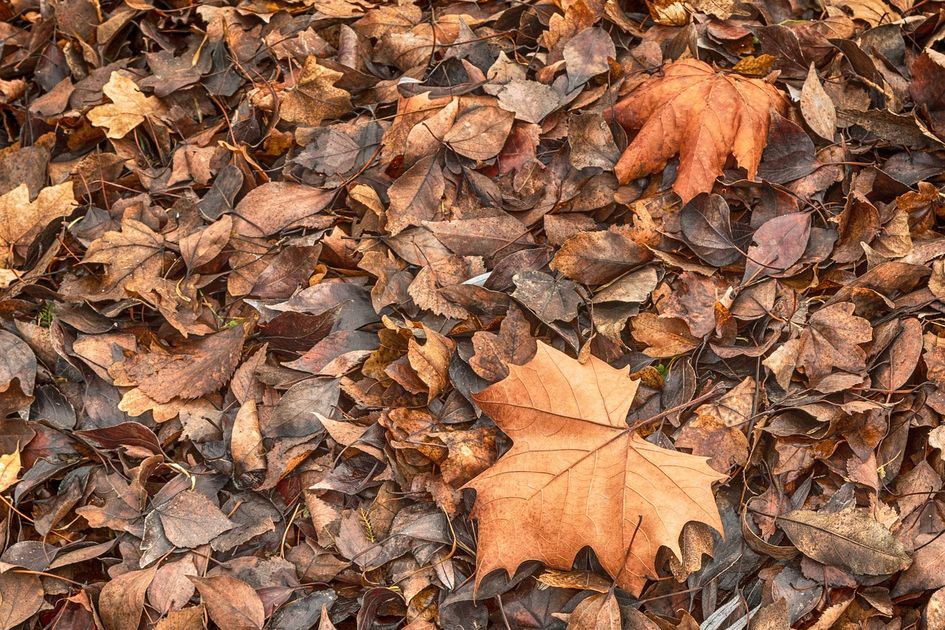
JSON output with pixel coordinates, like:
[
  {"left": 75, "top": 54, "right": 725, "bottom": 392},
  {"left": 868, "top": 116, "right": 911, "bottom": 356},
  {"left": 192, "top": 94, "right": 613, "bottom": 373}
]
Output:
[
  {"left": 466, "top": 342, "right": 724, "bottom": 595},
  {"left": 611, "top": 59, "right": 786, "bottom": 202}
]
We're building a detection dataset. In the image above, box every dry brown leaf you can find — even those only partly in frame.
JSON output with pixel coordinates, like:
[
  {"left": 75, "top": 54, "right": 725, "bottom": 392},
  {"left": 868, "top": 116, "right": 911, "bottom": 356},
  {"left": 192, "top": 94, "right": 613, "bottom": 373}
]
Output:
[
  {"left": 0, "top": 572, "right": 44, "bottom": 630},
  {"left": 232, "top": 182, "right": 333, "bottom": 237},
  {"left": 82, "top": 219, "right": 166, "bottom": 297},
  {"left": 466, "top": 342, "right": 724, "bottom": 595},
  {"left": 407, "top": 325, "right": 455, "bottom": 402},
  {"left": 551, "top": 226, "right": 652, "bottom": 285},
  {"left": 0, "top": 182, "right": 76, "bottom": 267},
  {"left": 117, "top": 326, "right": 245, "bottom": 404},
  {"left": 676, "top": 377, "right": 754, "bottom": 472},
  {"left": 796, "top": 302, "right": 872, "bottom": 382},
  {"left": 565, "top": 591, "right": 621, "bottom": 629},
  {"left": 180, "top": 215, "right": 232, "bottom": 270},
  {"left": 88, "top": 72, "right": 166, "bottom": 139},
  {"left": 231, "top": 399, "right": 267, "bottom": 486},
  {"left": 631, "top": 313, "right": 700, "bottom": 358},
  {"left": 156, "top": 491, "right": 235, "bottom": 548},
  {"left": 279, "top": 56, "right": 352, "bottom": 127},
  {"left": 0, "top": 448, "right": 20, "bottom": 493},
  {"left": 800, "top": 63, "right": 836, "bottom": 141},
  {"left": 443, "top": 105, "right": 515, "bottom": 161},
  {"left": 611, "top": 59, "right": 786, "bottom": 202},
  {"left": 387, "top": 155, "right": 445, "bottom": 235},
  {"left": 99, "top": 567, "right": 157, "bottom": 630},
  {"left": 777, "top": 508, "right": 910, "bottom": 575},
  {"left": 190, "top": 575, "right": 265, "bottom": 630}
]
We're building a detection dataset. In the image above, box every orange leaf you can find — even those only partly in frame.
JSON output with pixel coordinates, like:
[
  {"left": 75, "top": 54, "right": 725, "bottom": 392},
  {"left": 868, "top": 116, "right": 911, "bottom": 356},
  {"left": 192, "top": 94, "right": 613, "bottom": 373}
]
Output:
[
  {"left": 466, "top": 342, "right": 724, "bottom": 595},
  {"left": 611, "top": 59, "right": 786, "bottom": 202}
]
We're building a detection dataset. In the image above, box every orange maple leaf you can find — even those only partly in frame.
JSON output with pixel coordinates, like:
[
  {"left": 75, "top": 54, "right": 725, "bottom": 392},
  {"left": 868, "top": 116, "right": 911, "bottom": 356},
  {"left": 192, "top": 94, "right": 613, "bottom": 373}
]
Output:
[
  {"left": 466, "top": 342, "right": 724, "bottom": 595},
  {"left": 611, "top": 59, "right": 786, "bottom": 202}
]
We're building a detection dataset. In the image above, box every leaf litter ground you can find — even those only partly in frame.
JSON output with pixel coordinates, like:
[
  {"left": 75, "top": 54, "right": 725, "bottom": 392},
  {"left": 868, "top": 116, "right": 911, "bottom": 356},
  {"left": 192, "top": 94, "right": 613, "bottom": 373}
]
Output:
[{"left": 2, "top": 0, "right": 945, "bottom": 628}]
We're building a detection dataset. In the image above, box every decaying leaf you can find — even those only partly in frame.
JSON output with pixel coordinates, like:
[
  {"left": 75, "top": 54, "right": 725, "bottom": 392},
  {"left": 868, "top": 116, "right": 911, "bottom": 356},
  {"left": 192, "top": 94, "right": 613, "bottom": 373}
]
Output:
[{"left": 778, "top": 508, "right": 910, "bottom": 575}]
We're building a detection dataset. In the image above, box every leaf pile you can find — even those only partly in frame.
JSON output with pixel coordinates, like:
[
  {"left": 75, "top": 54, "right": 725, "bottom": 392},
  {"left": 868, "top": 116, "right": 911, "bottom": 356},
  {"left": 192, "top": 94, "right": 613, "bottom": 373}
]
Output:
[{"left": 1, "top": 0, "right": 945, "bottom": 628}]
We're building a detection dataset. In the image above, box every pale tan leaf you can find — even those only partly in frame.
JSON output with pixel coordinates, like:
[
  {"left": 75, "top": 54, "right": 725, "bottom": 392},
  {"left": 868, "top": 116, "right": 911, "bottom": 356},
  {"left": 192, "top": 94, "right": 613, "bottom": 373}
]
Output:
[
  {"left": 88, "top": 72, "right": 166, "bottom": 139},
  {"left": 467, "top": 342, "right": 724, "bottom": 595}
]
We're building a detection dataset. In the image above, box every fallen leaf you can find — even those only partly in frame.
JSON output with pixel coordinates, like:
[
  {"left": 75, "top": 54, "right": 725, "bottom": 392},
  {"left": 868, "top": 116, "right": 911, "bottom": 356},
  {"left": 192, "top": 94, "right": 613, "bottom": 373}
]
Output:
[
  {"left": 565, "top": 591, "right": 621, "bottom": 629},
  {"left": 156, "top": 491, "right": 235, "bottom": 548},
  {"left": 611, "top": 59, "right": 786, "bottom": 201},
  {"left": 631, "top": 313, "right": 700, "bottom": 358},
  {"left": 444, "top": 105, "right": 515, "bottom": 161},
  {"left": 512, "top": 271, "right": 582, "bottom": 323},
  {"left": 154, "top": 606, "right": 206, "bottom": 630},
  {"left": 569, "top": 112, "right": 621, "bottom": 170},
  {"left": 232, "top": 182, "right": 333, "bottom": 237},
  {"left": 82, "top": 219, "right": 166, "bottom": 297},
  {"left": 117, "top": 326, "right": 245, "bottom": 404},
  {"left": 280, "top": 56, "right": 352, "bottom": 127},
  {"left": 796, "top": 302, "right": 872, "bottom": 382},
  {"left": 387, "top": 155, "right": 445, "bottom": 235},
  {"left": 564, "top": 27, "right": 616, "bottom": 90},
  {"left": 777, "top": 508, "right": 910, "bottom": 575},
  {"left": 742, "top": 213, "right": 811, "bottom": 282},
  {"left": 180, "top": 215, "right": 232, "bottom": 270},
  {"left": 551, "top": 226, "right": 652, "bottom": 285},
  {"left": 0, "top": 448, "right": 20, "bottom": 493},
  {"left": 800, "top": 63, "right": 836, "bottom": 141},
  {"left": 98, "top": 567, "right": 157, "bottom": 630},
  {"left": 0, "top": 182, "right": 76, "bottom": 266},
  {"left": 0, "top": 572, "right": 44, "bottom": 630},
  {"left": 88, "top": 71, "right": 166, "bottom": 139},
  {"left": 466, "top": 342, "right": 724, "bottom": 595},
  {"left": 190, "top": 575, "right": 265, "bottom": 630},
  {"left": 676, "top": 377, "right": 753, "bottom": 472}
]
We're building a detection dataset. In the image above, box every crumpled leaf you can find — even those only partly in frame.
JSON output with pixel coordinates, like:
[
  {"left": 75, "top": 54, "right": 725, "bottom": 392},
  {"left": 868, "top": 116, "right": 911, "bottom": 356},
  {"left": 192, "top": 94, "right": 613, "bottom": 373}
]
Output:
[
  {"left": 466, "top": 342, "right": 724, "bottom": 595},
  {"left": 796, "top": 302, "right": 872, "bottom": 382},
  {"left": 611, "top": 59, "right": 786, "bottom": 201}
]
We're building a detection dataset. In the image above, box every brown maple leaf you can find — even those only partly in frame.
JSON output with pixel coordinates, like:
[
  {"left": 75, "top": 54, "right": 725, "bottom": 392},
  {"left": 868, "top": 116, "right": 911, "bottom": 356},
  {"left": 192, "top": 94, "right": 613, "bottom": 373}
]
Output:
[
  {"left": 279, "top": 56, "right": 352, "bottom": 127},
  {"left": 466, "top": 342, "right": 724, "bottom": 595},
  {"left": 611, "top": 59, "right": 786, "bottom": 202},
  {"left": 87, "top": 71, "right": 167, "bottom": 139},
  {"left": 796, "top": 302, "right": 872, "bottom": 382},
  {"left": 0, "top": 182, "right": 76, "bottom": 267}
]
